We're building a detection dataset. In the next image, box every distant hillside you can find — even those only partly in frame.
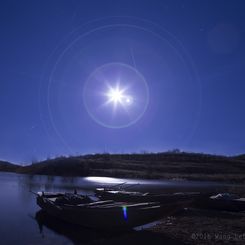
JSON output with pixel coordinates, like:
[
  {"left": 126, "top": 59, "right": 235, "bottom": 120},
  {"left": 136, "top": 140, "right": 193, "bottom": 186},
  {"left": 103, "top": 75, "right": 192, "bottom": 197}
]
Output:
[
  {"left": 0, "top": 161, "right": 20, "bottom": 172},
  {"left": 17, "top": 156, "right": 89, "bottom": 176},
  {"left": 5, "top": 152, "right": 244, "bottom": 183},
  {"left": 234, "top": 154, "right": 245, "bottom": 161}
]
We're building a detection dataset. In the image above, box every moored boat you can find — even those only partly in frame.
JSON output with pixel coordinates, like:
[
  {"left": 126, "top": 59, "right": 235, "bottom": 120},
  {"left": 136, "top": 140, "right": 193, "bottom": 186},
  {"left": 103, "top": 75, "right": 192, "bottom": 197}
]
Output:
[
  {"left": 36, "top": 192, "right": 190, "bottom": 230},
  {"left": 194, "top": 193, "right": 245, "bottom": 212},
  {"left": 95, "top": 188, "right": 201, "bottom": 203}
]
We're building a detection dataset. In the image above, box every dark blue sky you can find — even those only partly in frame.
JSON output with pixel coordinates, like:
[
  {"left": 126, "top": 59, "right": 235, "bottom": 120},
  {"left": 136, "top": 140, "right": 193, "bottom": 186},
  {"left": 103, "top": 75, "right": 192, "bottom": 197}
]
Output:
[{"left": 0, "top": 0, "right": 245, "bottom": 163}]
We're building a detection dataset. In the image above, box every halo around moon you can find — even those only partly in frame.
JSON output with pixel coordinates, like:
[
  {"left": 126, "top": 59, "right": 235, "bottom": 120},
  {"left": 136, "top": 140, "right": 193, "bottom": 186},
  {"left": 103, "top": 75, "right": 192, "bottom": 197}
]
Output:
[
  {"left": 39, "top": 16, "right": 201, "bottom": 152},
  {"left": 83, "top": 62, "right": 149, "bottom": 129}
]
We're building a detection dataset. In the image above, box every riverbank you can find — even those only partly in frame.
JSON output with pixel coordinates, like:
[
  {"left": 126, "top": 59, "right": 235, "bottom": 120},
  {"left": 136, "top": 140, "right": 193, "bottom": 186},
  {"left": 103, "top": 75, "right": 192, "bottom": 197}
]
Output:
[
  {"left": 1, "top": 169, "right": 245, "bottom": 244},
  {"left": 149, "top": 208, "right": 245, "bottom": 245},
  {"left": 1, "top": 152, "right": 245, "bottom": 184}
]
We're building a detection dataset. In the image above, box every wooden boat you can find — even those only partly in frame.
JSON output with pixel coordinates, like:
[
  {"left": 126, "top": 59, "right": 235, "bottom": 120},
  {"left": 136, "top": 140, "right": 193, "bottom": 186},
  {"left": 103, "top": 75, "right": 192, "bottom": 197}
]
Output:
[
  {"left": 36, "top": 191, "right": 94, "bottom": 205},
  {"left": 36, "top": 192, "right": 190, "bottom": 230},
  {"left": 95, "top": 188, "right": 201, "bottom": 203},
  {"left": 194, "top": 193, "right": 245, "bottom": 212}
]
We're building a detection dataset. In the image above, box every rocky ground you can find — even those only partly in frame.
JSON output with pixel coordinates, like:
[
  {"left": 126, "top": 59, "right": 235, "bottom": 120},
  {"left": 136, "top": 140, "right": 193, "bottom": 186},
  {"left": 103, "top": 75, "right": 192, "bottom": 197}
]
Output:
[{"left": 149, "top": 208, "right": 245, "bottom": 245}]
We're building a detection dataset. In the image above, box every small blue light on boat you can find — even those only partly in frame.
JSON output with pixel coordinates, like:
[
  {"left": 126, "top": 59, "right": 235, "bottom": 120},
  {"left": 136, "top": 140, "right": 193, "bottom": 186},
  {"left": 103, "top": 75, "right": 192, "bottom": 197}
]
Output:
[{"left": 122, "top": 206, "right": 128, "bottom": 220}]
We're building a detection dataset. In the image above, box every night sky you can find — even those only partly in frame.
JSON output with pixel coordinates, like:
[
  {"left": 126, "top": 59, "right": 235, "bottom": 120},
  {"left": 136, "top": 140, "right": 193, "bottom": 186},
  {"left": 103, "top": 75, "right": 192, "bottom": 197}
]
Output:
[{"left": 0, "top": 0, "right": 245, "bottom": 163}]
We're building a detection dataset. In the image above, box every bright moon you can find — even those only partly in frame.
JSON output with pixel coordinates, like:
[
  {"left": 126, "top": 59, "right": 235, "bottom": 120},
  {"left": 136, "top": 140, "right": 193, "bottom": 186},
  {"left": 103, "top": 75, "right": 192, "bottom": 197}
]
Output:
[
  {"left": 83, "top": 62, "right": 149, "bottom": 128},
  {"left": 106, "top": 84, "right": 133, "bottom": 108}
]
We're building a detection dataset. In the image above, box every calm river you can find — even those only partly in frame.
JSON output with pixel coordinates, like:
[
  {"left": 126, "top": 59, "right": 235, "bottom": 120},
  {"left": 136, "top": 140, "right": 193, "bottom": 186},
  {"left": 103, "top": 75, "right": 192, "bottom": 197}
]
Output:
[{"left": 0, "top": 172, "right": 229, "bottom": 245}]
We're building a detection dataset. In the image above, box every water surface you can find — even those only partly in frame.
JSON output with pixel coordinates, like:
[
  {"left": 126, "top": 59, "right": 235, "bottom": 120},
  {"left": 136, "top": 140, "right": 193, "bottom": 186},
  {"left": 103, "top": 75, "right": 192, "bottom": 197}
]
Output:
[{"left": 0, "top": 172, "right": 231, "bottom": 245}]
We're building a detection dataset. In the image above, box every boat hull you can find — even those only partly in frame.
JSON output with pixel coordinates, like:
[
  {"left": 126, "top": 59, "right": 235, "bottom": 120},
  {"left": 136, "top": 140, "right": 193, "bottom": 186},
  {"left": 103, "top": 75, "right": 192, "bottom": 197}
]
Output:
[
  {"left": 95, "top": 190, "right": 200, "bottom": 204},
  {"left": 194, "top": 197, "right": 245, "bottom": 212},
  {"left": 37, "top": 195, "right": 189, "bottom": 230}
]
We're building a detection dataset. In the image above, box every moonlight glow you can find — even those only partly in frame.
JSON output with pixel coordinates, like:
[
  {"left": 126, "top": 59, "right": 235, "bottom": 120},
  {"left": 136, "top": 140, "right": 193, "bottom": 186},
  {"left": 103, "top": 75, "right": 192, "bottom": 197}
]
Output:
[
  {"left": 83, "top": 62, "right": 149, "bottom": 129},
  {"left": 105, "top": 84, "right": 133, "bottom": 108}
]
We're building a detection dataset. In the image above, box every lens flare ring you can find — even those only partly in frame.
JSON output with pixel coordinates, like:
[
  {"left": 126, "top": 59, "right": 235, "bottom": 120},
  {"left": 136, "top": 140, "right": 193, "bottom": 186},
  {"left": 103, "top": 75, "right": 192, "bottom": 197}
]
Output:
[
  {"left": 40, "top": 16, "right": 201, "bottom": 150},
  {"left": 83, "top": 62, "right": 150, "bottom": 129}
]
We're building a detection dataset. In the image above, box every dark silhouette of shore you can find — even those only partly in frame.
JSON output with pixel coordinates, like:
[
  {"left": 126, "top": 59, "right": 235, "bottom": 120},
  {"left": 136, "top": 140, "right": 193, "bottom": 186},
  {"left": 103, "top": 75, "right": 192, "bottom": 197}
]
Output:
[{"left": 1, "top": 151, "right": 245, "bottom": 183}]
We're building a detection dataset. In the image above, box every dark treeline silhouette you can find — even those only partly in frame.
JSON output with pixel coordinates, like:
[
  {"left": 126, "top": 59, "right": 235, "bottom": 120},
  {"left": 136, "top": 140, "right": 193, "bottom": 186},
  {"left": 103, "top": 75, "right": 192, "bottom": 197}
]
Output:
[
  {"left": 0, "top": 160, "right": 19, "bottom": 172},
  {"left": 1, "top": 151, "right": 245, "bottom": 182}
]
